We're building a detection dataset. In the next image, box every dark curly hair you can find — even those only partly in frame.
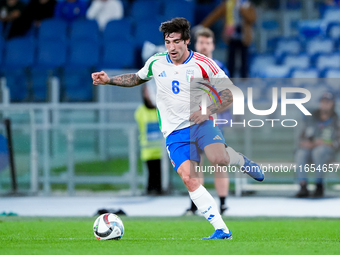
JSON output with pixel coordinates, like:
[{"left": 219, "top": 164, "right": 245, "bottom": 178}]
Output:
[{"left": 159, "top": 17, "right": 191, "bottom": 42}]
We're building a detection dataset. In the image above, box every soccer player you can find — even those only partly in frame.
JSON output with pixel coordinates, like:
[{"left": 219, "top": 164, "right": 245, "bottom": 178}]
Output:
[
  {"left": 184, "top": 27, "right": 231, "bottom": 216},
  {"left": 92, "top": 17, "right": 264, "bottom": 240}
]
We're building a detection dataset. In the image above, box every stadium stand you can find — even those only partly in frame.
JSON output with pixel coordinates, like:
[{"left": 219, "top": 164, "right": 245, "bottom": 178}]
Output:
[
  {"left": 101, "top": 40, "right": 135, "bottom": 69},
  {"left": 70, "top": 19, "right": 100, "bottom": 42},
  {"left": 259, "top": 65, "right": 291, "bottom": 78},
  {"left": 104, "top": 18, "right": 133, "bottom": 41},
  {"left": 31, "top": 68, "right": 52, "bottom": 102},
  {"left": 164, "top": 0, "right": 195, "bottom": 25},
  {"left": 282, "top": 54, "right": 310, "bottom": 69},
  {"left": 36, "top": 40, "right": 67, "bottom": 68},
  {"left": 316, "top": 53, "right": 340, "bottom": 70},
  {"left": 324, "top": 67, "right": 340, "bottom": 78},
  {"left": 130, "top": 0, "right": 162, "bottom": 21},
  {"left": 1, "top": 1, "right": 340, "bottom": 102},
  {"left": 306, "top": 37, "right": 334, "bottom": 56},
  {"left": 298, "top": 20, "right": 323, "bottom": 38},
  {"left": 4, "top": 37, "right": 35, "bottom": 69},
  {"left": 291, "top": 68, "right": 319, "bottom": 79},
  {"left": 134, "top": 18, "right": 164, "bottom": 47},
  {"left": 38, "top": 18, "right": 68, "bottom": 43},
  {"left": 68, "top": 40, "right": 100, "bottom": 68},
  {"left": 3, "top": 37, "right": 35, "bottom": 102},
  {"left": 4, "top": 69, "right": 29, "bottom": 102},
  {"left": 322, "top": 7, "right": 340, "bottom": 23},
  {"left": 326, "top": 22, "right": 340, "bottom": 39},
  {"left": 60, "top": 68, "right": 93, "bottom": 102}
]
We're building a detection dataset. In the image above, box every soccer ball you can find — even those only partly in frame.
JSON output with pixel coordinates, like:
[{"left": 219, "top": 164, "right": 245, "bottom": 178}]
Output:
[{"left": 93, "top": 213, "right": 124, "bottom": 240}]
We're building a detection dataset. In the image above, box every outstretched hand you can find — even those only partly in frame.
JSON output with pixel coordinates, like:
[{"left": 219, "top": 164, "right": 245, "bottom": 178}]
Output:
[{"left": 92, "top": 71, "right": 110, "bottom": 85}]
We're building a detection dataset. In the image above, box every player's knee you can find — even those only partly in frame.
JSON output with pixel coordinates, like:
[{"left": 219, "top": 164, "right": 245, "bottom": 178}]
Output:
[{"left": 181, "top": 174, "right": 200, "bottom": 192}]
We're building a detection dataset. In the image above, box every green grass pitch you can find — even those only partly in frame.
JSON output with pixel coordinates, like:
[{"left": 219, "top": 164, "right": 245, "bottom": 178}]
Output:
[{"left": 1, "top": 216, "right": 339, "bottom": 255}]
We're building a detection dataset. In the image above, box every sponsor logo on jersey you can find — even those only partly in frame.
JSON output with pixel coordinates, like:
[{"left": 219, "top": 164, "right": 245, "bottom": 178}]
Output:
[
  {"left": 186, "top": 70, "right": 194, "bottom": 82},
  {"left": 158, "top": 71, "right": 167, "bottom": 77}
]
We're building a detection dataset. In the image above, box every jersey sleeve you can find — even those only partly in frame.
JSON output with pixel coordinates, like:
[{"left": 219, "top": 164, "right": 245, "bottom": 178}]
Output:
[
  {"left": 209, "top": 60, "right": 235, "bottom": 94},
  {"left": 215, "top": 59, "right": 230, "bottom": 77},
  {"left": 137, "top": 56, "right": 158, "bottom": 81}
]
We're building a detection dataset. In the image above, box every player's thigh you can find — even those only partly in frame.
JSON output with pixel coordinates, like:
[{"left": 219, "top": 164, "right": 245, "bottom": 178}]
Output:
[{"left": 204, "top": 143, "right": 230, "bottom": 166}]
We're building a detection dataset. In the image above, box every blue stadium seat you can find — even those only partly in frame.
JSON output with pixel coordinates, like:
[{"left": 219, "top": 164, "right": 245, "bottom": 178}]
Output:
[
  {"left": 324, "top": 68, "right": 340, "bottom": 78},
  {"left": 130, "top": 0, "right": 162, "bottom": 20},
  {"left": 101, "top": 40, "right": 135, "bottom": 69},
  {"left": 61, "top": 68, "right": 93, "bottom": 102},
  {"left": 135, "top": 19, "right": 163, "bottom": 47},
  {"left": 291, "top": 68, "right": 319, "bottom": 78},
  {"left": 4, "top": 37, "right": 35, "bottom": 68},
  {"left": 323, "top": 69, "right": 340, "bottom": 95},
  {"left": 195, "top": 1, "right": 220, "bottom": 24},
  {"left": 306, "top": 38, "right": 334, "bottom": 56},
  {"left": 266, "top": 36, "right": 282, "bottom": 52},
  {"left": 30, "top": 68, "right": 52, "bottom": 102},
  {"left": 275, "top": 38, "right": 301, "bottom": 59},
  {"left": 282, "top": 54, "right": 310, "bottom": 69},
  {"left": 290, "top": 68, "right": 319, "bottom": 88},
  {"left": 298, "top": 20, "right": 323, "bottom": 38},
  {"left": 4, "top": 69, "right": 29, "bottom": 102},
  {"left": 0, "top": 21, "right": 3, "bottom": 40},
  {"left": 262, "top": 20, "right": 280, "bottom": 31},
  {"left": 164, "top": 0, "right": 195, "bottom": 25},
  {"left": 36, "top": 40, "right": 67, "bottom": 68},
  {"left": 326, "top": 22, "right": 340, "bottom": 39},
  {"left": 323, "top": 8, "right": 340, "bottom": 23},
  {"left": 316, "top": 54, "right": 340, "bottom": 70},
  {"left": 70, "top": 19, "right": 100, "bottom": 42},
  {"left": 0, "top": 37, "right": 4, "bottom": 67},
  {"left": 287, "top": 0, "right": 302, "bottom": 10},
  {"left": 38, "top": 18, "right": 68, "bottom": 42},
  {"left": 104, "top": 18, "right": 133, "bottom": 41},
  {"left": 259, "top": 65, "right": 291, "bottom": 78},
  {"left": 250, "top": 54, "right": 276, "bottom": 77},
  {"left": 68, "top": 40, "right": 99, "bottom": 68}
]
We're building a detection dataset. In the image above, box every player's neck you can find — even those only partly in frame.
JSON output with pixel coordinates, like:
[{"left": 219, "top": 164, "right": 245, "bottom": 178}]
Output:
[{"left": 172, "top": 49, "right": 190, "bottom": 66}]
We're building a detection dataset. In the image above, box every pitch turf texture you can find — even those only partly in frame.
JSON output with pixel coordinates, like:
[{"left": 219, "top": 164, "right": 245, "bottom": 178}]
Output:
[{"left": 1, "top": 217, "right": 339, "bottom": 255}]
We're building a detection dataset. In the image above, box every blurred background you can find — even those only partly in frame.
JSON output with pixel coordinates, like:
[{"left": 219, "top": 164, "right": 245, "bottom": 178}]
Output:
[{"left": 0, "top": 0, "right": 339, "bottom": 203}]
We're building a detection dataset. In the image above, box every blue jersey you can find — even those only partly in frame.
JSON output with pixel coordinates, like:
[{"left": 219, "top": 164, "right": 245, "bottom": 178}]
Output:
[{"left": 214, "top": 59, "right": 230, "bottom": 77}]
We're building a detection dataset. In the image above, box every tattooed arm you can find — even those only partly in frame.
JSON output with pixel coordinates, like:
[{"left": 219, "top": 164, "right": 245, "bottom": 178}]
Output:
[
  {"left": 207, "top": 89, "right": 233, "bottom": 115},
  {"left": 92, "top": 71, "right": 148, "bottom": 87},
  {"left": 189, "top": 88, "right": 233, "bottom": 125}
]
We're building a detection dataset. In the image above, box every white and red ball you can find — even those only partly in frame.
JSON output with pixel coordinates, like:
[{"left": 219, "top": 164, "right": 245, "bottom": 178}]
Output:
[{"left": 93, "top": 213, "right": 124, "bottom": 240}]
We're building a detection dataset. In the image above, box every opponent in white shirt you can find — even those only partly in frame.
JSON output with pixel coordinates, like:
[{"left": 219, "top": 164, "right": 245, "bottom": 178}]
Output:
[{"left": 92, "top": 17, "right": 264, "bottom": 240}]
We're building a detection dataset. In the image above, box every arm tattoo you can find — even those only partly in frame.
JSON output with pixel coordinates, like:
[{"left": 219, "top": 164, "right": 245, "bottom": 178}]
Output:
[
  {"left": 108, "top": 73, "right": 147, "bottom": 87},
  {"left": 208, "top": 89, "right": 233, "bottom": 114}
]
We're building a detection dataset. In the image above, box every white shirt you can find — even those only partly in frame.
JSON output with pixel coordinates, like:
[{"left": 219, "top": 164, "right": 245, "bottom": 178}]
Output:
[
  {"left": 137, "top": 50, "right": 234, "bottom": 137},
  {"left": 86, "top": 0, "right": 124, "bottom": 31}
]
